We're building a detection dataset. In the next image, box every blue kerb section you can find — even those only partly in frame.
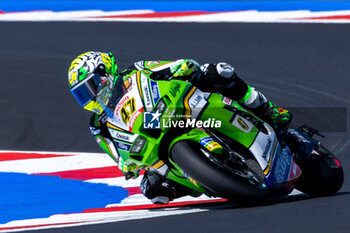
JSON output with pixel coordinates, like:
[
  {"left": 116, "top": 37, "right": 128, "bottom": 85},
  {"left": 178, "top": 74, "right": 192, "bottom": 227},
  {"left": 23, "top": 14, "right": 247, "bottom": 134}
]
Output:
[
  {"left": 1, "top": 1, "right": 350, "bottom": 12},
  {"left": 0, "top": 173, "right": 128, "bottom": 224}
]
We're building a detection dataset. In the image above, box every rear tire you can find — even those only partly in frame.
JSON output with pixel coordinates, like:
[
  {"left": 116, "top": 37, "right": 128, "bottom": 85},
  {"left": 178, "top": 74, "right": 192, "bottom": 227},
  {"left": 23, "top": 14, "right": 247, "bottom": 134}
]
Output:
[
  {"left": 296, "top": 148, "right": 344, "bottom": 196},
  {"left": 171, "top": 141, "right": 269, "bottom": 203}
]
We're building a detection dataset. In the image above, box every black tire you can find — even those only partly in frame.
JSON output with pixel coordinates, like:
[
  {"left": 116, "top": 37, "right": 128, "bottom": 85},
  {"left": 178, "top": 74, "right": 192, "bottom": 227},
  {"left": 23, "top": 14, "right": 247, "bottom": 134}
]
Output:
[
  {"left": 296, "top": 150, "right": 344, "bottom": 196},
  {"left": 171, "top": 141, "right": 270, "bottom": 203}
]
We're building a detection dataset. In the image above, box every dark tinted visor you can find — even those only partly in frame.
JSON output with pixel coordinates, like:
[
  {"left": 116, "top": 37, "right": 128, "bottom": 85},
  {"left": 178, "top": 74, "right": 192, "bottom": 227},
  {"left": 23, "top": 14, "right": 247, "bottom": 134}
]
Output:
[{"left": 70, "top": 74, "right": 101, "bottom": 107}]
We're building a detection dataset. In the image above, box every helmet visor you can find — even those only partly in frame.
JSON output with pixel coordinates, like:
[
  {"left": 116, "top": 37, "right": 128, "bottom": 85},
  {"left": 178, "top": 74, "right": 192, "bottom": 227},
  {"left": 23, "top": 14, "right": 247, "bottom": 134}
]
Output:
[{"left": 70, "top": 73, "right": 104, "bottom": 107}]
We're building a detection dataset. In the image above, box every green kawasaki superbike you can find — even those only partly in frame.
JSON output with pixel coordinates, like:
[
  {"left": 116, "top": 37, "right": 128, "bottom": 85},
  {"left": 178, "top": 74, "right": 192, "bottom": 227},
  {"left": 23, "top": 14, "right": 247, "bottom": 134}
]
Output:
[{"left": 106, "top": 69, "right": 344, "bottom": 202}]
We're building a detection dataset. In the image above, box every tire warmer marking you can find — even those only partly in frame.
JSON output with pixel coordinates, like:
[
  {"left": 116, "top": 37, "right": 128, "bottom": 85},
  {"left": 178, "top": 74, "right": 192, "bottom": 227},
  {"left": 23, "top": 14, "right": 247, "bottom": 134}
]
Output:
[{"left": 183, "top": 86, "right": 197, "bottom": 118}]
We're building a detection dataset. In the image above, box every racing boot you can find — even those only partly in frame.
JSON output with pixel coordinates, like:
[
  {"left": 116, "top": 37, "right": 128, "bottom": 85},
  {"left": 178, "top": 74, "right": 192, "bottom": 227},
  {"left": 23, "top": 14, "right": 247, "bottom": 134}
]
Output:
[
  {"left": 240, "top": 86, "right": 292, "bottom": 128},
  {"left": 140, "top": 170, "right": 201, "bottom": 205}
]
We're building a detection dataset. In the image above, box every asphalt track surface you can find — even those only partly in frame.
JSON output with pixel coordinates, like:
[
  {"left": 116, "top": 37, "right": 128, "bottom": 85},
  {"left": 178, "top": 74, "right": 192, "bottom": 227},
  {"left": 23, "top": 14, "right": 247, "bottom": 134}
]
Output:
[{"left": 1, "top": 22, "right": 349, "bottom": 233}]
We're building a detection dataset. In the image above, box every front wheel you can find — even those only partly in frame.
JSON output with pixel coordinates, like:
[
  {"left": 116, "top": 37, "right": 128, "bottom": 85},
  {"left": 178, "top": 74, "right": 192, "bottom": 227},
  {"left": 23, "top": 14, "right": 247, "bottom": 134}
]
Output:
[{"left": 171, "top": 141, "right": 270, "bottom": 203}]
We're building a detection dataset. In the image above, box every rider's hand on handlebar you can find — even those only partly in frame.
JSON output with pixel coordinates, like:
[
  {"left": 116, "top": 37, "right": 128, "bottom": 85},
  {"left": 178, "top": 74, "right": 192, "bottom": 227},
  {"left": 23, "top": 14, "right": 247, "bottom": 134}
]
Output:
[
  {"left": 118, "top": 160, "right": 140, "bottom": 180},
  {"left": 125, "top": 170, "right": 140, "bottom": 180}
]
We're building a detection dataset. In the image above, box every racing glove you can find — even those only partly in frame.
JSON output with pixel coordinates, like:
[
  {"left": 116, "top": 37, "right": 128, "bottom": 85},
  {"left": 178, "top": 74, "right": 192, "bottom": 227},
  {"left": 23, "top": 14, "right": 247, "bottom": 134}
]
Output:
[
  {"left": 258, "top": 101, "right": 292, "bottom": 127},
  {"left": 118, "top": 160, "right": 140, "bottom": 180},
  {"left": 239, "top": 86, "right": 292, "bottom": 128}
]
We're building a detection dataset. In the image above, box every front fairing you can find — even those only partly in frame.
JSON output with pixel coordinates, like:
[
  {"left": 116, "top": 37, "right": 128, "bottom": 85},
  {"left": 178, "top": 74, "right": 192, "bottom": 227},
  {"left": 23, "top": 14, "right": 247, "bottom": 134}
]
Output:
[
  {"left": 264, "top": 141, "right": 302, "bottom": 195},
  {"left": 105, "top": 71, "right": 166, "bottom": 167}
]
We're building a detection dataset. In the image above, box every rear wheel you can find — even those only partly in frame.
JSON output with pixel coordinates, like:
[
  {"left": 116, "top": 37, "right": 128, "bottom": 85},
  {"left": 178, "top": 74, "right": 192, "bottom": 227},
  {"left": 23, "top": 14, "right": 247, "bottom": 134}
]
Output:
[
  {"left": 296, "top": 145, "right": 344, "bottom": 196},
  {"left": 171, "top": 141, "right": 269, "bottom": 203}
]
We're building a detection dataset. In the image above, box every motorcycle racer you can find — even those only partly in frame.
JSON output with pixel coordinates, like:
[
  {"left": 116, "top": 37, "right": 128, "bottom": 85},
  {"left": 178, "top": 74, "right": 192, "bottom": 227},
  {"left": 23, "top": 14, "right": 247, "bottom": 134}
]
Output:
[{"left": 68, "top": 51, "right": 292, "bottom": 204}]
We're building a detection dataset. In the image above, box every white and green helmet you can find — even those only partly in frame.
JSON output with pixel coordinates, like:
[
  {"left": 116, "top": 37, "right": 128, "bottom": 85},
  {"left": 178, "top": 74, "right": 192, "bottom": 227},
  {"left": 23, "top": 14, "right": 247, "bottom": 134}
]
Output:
[{"left": 68, "top": 51, "right": 118, "bottom": 114}]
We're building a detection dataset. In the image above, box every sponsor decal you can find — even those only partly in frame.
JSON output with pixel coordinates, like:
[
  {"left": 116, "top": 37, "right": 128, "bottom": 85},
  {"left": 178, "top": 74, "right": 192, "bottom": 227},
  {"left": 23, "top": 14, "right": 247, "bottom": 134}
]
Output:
[
  {"left": 109, "top": 130, "right": 137, "bottom": 143},
  {"left": 200, "top": 136, "right": 213, "bottom": 146},
  {"left": 188, "top": 90, "right": 208, "bottom": 118},
  {"left": 232, "top": 115, "right": 253, "bottom": 132},
  {"left": 121, "top": 97, "right": 136, "bottom": 125},
  {"left": 289, "top": 129, "right": 311, "bottom": 143},
  {"left": 124, "top": 77, "right": 132, "bottom": 90},
  {"left": 189, "top": 95, "right": 203, "bottom": 108},
  {"left": 222, "top": 96, "right": 232, "bottom": 105},
  {"left": 141, "top": 75, "right": 153, "bottom": 111},
  {"left": 267, "top": 147, "right": 293, "bottom": 184},
  {"left": 249, "top": 132, "right": 278, "bottom": 172},
  {"left": 206, "top": 142, "right": 221, "bottom": 151},
  {"left": 115, "top": 95, "right": 130, "bottom": 116},
  {"left": 274, "top": 156, "right": 291, "bottom": 183},
  {"left": 262, "top": 137, "right": 272, "bottom": 160},
  {"left": 144, "top": 85, "right": 152, "bottom": 107},
  {"left": 129, "top": 107, "right": 144, "bottom": 131},
  {"left": 169, "top": 82, "right": 181, "bottom": 98},
  {"left": 200, "top": 136, "right": 221, "bottom": 151},
  {"left": 150, "top": 80, "right": 160, "bottom": 104},
  {"left": 146, "top": 61, "right": 161, "bottom": 66},
  {"left": 116, "top": 141, "right": 131, "bottom": 151}
]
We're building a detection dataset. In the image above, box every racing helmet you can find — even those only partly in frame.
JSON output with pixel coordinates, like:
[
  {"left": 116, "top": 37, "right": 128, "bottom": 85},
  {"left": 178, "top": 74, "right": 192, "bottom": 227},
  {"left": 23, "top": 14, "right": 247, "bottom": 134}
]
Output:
[{"left": 68, "top": 51, "right": 118, "bottom": 114}]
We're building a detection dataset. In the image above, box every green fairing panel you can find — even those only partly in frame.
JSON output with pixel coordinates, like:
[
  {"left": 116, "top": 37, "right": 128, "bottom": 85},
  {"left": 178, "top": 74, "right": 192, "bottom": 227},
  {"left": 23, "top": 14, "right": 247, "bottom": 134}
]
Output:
[{"left": 200, "top": 94, "right": 259, "bottom": 148}]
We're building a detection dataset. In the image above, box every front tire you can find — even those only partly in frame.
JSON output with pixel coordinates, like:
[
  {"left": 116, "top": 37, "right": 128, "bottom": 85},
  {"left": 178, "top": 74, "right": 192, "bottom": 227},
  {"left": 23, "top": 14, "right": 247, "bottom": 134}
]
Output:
[{"left": 171, "top": 141, "right": 269, "bottom": 203}]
